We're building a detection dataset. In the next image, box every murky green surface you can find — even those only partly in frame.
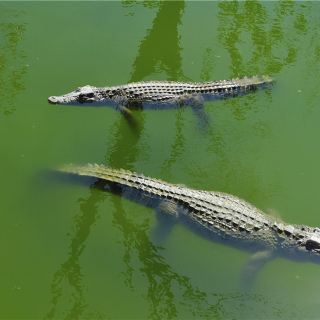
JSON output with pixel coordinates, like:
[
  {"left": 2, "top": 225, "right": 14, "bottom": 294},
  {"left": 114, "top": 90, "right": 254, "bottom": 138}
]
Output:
[{"left": 1, "top": 1, "right": 320, "bottom": 319}]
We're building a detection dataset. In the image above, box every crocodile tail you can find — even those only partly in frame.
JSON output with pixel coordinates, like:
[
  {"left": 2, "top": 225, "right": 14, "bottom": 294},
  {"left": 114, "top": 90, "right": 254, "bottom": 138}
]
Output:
[
  {"left": 58, "top": 163, "right": 178, "bottom": 198},
  {"left": 59, "top": 163, "right": 144, "bottom": 187},
  {"left": 235, "top": 75, "right": 273, "bottom": 87}
]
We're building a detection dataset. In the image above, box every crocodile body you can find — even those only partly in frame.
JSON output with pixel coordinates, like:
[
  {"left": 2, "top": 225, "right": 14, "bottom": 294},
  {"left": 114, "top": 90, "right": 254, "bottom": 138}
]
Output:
[
  {"left": 59, "top": 164, "right": 320, "bottom": 262},
  {"left": 48, "top": 76, "right": 272, "bottom": 108}
]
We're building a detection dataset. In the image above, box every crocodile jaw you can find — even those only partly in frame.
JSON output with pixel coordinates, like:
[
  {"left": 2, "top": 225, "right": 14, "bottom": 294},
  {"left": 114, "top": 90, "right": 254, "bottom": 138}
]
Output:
[
  {"left": 48, "top": 85, "right": 97, "bottom": 105},
  {"left": 48, "top": 91, "right": 81, "bottom": 104}
]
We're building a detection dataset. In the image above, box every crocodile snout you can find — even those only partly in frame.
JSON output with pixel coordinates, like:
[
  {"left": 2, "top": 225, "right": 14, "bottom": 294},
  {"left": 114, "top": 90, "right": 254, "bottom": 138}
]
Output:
[{"left": 48, "top": 96, "right": 58, "bottom": 104}]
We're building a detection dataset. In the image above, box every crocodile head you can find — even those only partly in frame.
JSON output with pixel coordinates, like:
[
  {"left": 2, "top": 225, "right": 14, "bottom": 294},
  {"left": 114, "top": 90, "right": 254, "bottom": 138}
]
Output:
[
  {"left": 300, "top": 228, "right": 320, "bottom": 253},
  {"left": 48, "top": 85, "right": 100, "bottom": 104},
  {"left": 291, "top": 226, "right": 320, "bottom": 259},
  {"left": 274, "top": 222, "right": 320, "bottom": 260}
]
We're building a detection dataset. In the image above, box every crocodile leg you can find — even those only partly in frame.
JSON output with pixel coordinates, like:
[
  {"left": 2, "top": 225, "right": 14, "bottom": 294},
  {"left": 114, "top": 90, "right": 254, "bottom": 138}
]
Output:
[
  {"left": 113, "top": 95, "right": 132, "bottom": 116},
  {"left": 118, "top": 105, "right": 132, "bottom": 116},
  {"left": 157, "top": 199, "right": 180, "bottom": 217},
  {"left": 152, "top": 200, "right": 180, "bottom": 244},
  {"left": 191, "top": 105, "right": 211, "bottom": 132},
  {"left": 119, "top": 106, "right": 140, "bottom": 132},
  {"left": 240, "top": 250, "right": 274, "bottom": 290},
  {"left": 181, "top": 95, "right": 210, "bottom": 131},
  {"left": 112, "top": 95, "right": 142, "bottom": 132}
]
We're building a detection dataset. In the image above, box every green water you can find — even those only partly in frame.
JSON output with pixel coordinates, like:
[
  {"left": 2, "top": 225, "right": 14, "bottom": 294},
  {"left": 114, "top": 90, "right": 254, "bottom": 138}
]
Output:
[{"left": 1, "top": 1, "right": 320, "bottom": 319}]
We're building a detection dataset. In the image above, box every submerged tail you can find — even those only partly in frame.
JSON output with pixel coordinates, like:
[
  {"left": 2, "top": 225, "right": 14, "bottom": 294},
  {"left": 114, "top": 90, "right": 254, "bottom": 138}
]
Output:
[
  {"left": 198, "top": 75, "right": 273, "bottom": 96},
  {"left": 233, "top": 75, "right": 273, "bottom": 87},
  {"left": 224, "top": 75, "right": 273, "bottom": 93},
  {"left": 59, "top": 163, "right": 149, "bottom": 187},
  {"left": 58, "top": 163, "right": 181, "bottom": 198}
]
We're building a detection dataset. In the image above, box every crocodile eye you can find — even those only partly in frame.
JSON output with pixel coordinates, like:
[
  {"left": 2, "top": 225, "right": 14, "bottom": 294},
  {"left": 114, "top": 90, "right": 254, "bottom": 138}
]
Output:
[
  {"left": 79, "top": 92, "right": 94, "bottom": 101},
  {"left": 79, "top": 93, "right": 88, "bottom": 102},
  {"left": 306, "top": 239, "right": 320, "bottom": 251}
]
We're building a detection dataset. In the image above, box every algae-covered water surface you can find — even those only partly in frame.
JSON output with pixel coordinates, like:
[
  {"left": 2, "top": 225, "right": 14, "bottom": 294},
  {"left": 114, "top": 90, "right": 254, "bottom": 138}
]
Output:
[{"left": 1, "top": 1, "right": 320, "bottom": 319}]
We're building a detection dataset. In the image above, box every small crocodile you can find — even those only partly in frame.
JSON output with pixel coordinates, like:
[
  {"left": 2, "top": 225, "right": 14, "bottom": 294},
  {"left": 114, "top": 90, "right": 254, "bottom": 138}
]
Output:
[
  {"left": 59, "top": 163, "right": 320, "bottom": 263},
  {"left": 48, "top": 76, "right": 272, "bottom": 111}
]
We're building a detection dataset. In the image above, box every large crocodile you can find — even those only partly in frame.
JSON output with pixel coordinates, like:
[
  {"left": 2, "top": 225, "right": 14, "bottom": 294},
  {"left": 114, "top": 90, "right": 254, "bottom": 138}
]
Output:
[
  {"left": 48, "top": 76, "right": 272, "bottom": 112},
  {"left": 59, "top": 163, "right": 320, "bottom": 263}
]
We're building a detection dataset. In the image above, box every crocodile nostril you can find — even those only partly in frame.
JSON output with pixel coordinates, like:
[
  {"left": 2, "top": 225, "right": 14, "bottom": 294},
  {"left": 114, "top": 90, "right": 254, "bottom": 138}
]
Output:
[{"left": 48, "top": 96, "right": 58, "bottom": 104}]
